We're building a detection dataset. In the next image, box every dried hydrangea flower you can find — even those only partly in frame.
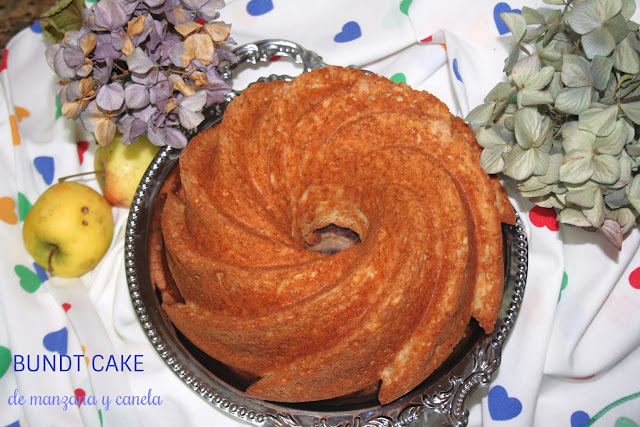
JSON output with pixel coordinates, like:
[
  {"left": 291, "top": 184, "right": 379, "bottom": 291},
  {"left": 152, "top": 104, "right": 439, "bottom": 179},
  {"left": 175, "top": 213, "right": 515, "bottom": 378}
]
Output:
[
  {"left": 45, "top": 0, "right": 234, "bottom": 148},
  {"left": 467, "top": 0, "right": 640, "bottom": 248}
]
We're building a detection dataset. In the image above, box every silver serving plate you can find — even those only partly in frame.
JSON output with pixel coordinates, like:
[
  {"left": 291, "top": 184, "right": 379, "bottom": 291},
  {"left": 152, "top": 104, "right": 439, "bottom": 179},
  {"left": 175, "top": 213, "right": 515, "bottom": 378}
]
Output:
[{"left": 125, "top": 40, "right": 529, "bottom": 427}]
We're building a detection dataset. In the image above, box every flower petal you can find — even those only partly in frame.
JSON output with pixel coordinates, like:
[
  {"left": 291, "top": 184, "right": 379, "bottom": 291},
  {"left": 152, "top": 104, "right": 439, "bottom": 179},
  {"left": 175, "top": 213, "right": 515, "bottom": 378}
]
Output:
[
  {"left": 582, "top": 27, "right": 617, "bottom": 59},
  {"left": 592, "top": 154, "right": 621, "bottom": 185},
  {"left": 180, "top": 90, "right": 207, "bottom": 112},
  {"left": 164, "top": 127, "right": 188, "bottom": 148},
  {"left": 94, "top": 0, "right": 129, "bottom": 30},
  {"left": 559, "top": 149, "right": 595, "bottom": 183},
  {"left": 555, "top": 86, "right": 593, "bottom": 115},
  {"left": 96, "top": 82, "right": 125, "bottom": 111},
  {"left": 559, "top": 208, "right": 592, "bottom": 227},
  {"left": 561, "top": 54, "right": 591, "bottom": 87},
  {"left": 124, "top": 83, "right": 151, "bottom": 109},
  {"left": 561, "top": 121, "right": 596, "bottom": 152},
  {"left": 177, "top": 107, "right": 204, "bottom": 129},
  {"left": 127, "top": 47, "right": 156, "bottom": 73},
  {"left": 504, "top": 145, "right": 536, "bottom": 180},
  {"left": 94, "top": 118, "right": 117, "bottom": 146}
]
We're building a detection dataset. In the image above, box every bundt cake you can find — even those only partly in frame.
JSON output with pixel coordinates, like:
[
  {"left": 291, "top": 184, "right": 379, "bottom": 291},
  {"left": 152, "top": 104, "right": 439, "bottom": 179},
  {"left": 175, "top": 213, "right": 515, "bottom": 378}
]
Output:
[{"left": 157, "top": 65, "right": 516, "bottom": 405}]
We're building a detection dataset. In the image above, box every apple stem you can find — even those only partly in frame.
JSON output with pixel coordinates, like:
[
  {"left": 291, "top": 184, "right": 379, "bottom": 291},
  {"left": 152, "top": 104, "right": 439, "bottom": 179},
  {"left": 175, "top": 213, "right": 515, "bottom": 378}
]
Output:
[
  {"left": 58, "top": 170, "right": 105, "bottom": 183},
  {"left": 47, "top": 245, "right": 58, "bottom": 273}
]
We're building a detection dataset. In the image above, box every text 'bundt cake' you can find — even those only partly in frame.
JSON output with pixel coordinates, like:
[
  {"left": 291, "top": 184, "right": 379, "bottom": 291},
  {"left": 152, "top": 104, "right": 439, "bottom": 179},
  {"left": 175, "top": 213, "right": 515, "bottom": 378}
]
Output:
[{"left": 157, "top": 65, "right": 516, "bottom": 405}]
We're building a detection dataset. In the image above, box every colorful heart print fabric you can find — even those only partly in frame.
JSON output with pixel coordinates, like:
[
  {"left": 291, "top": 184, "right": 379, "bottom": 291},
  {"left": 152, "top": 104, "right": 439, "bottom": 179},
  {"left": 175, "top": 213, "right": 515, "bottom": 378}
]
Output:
[{"left": 1, "top": 1, "right": 640, "bottom": 426}]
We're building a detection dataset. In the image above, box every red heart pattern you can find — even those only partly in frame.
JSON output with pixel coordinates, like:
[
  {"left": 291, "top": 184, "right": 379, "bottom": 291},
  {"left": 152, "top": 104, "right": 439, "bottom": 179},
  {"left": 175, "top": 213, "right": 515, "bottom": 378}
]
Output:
[
  {"left": 74, "top": 388, "right": 86, "bottom": 406},
  {"left": 76, "top": 140, "right": 89, "bottom": 165},
  {"left": 629, "top": 267, "right": 640, "bottom": 290},
  {"left": 529, "top": 206, "right": 559, "bottom": 231}
]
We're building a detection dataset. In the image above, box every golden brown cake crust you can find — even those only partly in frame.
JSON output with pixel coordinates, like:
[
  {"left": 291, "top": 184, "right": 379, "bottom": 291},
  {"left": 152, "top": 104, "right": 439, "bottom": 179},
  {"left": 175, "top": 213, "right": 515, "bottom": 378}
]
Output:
[{"left": 160, "top": 66, "right": 511, "bottom": 404}]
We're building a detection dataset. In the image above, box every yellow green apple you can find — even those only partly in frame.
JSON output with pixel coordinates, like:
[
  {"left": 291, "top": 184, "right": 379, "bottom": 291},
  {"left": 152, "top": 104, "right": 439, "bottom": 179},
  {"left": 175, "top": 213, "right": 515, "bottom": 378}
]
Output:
[
  {"left": 94, "top": 133, "right": 160, "bottom": 208},
  {"left": 22, "top": 182, "right": 114, "bottom": 278}
]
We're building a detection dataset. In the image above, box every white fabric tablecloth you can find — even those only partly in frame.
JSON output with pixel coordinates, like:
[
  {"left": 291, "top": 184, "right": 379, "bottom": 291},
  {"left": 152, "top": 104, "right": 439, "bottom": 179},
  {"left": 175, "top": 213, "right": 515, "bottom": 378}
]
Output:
[{"left": 1, "top": 1, "right": 640, "bottom": 426}]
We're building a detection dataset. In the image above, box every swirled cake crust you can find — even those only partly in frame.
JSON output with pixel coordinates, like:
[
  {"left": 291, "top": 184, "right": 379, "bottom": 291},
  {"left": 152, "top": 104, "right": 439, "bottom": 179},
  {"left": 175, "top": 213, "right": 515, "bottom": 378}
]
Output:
[{"left": 160, "top": 66, "right": 516, "bottom": 404}]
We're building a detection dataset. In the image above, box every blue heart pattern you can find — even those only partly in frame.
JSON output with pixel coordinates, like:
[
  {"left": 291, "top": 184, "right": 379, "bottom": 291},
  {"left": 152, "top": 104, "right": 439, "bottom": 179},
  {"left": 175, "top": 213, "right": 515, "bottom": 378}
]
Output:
[
  {"left": 494, "top": 2, "right": 522, "bottom": 35},
  {"left": 30, "top": 21, "right": 42, "bottom": 34},
  {"left": 42, "top": 327, "right": 68, "bottom": 355},
  {"left": 571, "top": 410, "right": 591, "bottom": 427},
  {"left": 488, "top": 385, "right": 522, "bottom": 421},
  {"left": 33, "top": 262, "right": 48, "bottom": 283},
  {"left": 452, "top": 58, "right": 463, "bottom": 82},
  {"left": 33, "top": 156, "right": 55, "bottom": 185},
  {"left": 334, "top": 21, "right": 362, "bottom": 43},
  {"left": 246, "top": 0, "right": 273, "bottom": 16}
]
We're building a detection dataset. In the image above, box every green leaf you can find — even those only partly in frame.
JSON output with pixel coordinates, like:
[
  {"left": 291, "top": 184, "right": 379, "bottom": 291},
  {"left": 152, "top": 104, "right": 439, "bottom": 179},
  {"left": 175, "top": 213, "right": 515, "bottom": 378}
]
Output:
[
  {"left": 465, "top": 102, "right": 495, "bottom": 125},
  {"left": 39, "top": 0, "right": 85, "bottom": 44},
  {"left": 590, "top": 55, "right": 615, "bottom": 91},
  {"left": 503, "top": 145, "right": 536, "bottom": 180},
  {"left": 578, "top": 104, "right": 619, "bottom": 136},
  {"left": 555, "top": 87, "right": 593, "bottom": 114},
  {"left": 594, "top": 119, "right": 627, "bottom": 155},
  {"left": 560, "top": 149, "right": 595, "bottom": 183},
  {"left": 500, "top": 12, "right": 528, "bottom": 42},
  {"left": 619, "top": 101, "right": 640, "bottom": 125},
  {"left": 613, "top": 35, "right": 640, "bottom": 74},
  {"left": 582, "top": 27, "right": 617, "bottom": 59},
  {"left": 484, "top": 82, "right": 516, "bottom": 103},
  {"left": 543, "top": 0, "right": 565, "bottom": 4},
  {"left": 562, "top": 54, "right": 592, "bottom": 87},
  {"left": 559, "top": 208, "right": 592, "bottom": 227},
  {"left": 592, "top": 154, "right": 621, "bottom": 184}
]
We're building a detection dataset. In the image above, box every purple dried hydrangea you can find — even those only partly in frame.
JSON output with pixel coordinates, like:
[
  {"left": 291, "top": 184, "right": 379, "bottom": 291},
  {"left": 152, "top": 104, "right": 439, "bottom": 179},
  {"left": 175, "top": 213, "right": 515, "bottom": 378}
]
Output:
[{"left": 45, "top": 0, "right": 234, "bottom": 148}]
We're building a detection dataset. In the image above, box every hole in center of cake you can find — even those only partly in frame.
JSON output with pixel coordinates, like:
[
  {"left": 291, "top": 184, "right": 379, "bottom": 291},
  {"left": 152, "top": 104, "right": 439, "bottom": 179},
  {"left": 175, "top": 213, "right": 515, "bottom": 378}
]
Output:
[{"left": 305, "top": 223, "right": 362, "bottom": 255}]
